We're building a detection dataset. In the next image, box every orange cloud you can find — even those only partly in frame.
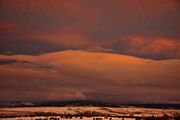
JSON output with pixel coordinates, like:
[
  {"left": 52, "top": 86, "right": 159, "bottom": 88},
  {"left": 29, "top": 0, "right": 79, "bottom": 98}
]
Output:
[
  {"left": 0, "top": 20, "right": 96, "bottom": 49},
  {"left": 0, "top": 50, "right": 180, "bottom": 102},
  {"left": 1, "top": 0, "right": 180, "bottom": 59},
  {"left": 1, "top": 19, "right": 180, "bottom": 59},
  {"left": 122, "top": 36, "right": 180, "bottom": 59}
]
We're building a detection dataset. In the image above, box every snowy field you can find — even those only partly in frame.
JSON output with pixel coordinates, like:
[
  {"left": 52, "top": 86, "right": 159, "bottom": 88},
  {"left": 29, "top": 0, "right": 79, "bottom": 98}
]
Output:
[
  {"left": 0, "top": 116, "right": 136, "bottom": 120},
  {"left": 0, "top": 107, "right": 180, "bottom": 120}
]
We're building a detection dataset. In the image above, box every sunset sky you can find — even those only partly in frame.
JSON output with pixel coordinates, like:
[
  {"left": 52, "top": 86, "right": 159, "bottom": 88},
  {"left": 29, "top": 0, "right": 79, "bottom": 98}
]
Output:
[{"left": 0, "top": 0, "right": 180, "bottom": 103}]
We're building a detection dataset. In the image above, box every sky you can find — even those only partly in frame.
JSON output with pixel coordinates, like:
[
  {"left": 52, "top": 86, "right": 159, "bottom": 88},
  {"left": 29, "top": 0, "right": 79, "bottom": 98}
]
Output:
[{"left": 0, "top": 0, "right": 180, "bottom": 103}]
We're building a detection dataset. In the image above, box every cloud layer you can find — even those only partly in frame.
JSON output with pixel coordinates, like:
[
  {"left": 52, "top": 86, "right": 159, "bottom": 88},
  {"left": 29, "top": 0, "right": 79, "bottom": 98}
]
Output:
[
  {"left": 0, "top": 0, "right": 180, "bottom": 59},
  {"left": 0, "top": 50, "right": 180, "bottom": 103}
]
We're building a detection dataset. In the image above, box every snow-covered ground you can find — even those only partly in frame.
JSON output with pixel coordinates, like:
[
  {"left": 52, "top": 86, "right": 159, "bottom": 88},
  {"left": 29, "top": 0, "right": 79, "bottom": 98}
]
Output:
[
  {"left": 0, "top": 107, "right": 180, "bottom": 120},
  {"left": 0, "top": 116, "right": 135, "bottom": 120}
]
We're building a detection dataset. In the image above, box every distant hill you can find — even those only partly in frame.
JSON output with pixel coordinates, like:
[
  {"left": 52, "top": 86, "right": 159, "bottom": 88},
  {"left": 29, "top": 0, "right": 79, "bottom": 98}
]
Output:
[{"left": 35, "top": 100, "right": 119, "bottom": 107}]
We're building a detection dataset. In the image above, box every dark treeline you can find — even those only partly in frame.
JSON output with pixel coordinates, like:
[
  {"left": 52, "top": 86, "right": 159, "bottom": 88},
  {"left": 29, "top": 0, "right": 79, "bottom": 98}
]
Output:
[
  {"left": 1, "top": 100, "right": 180, "bottom": 109},
  {"left": 126, "top": 103, "right": 180, "bottom": 109}
]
